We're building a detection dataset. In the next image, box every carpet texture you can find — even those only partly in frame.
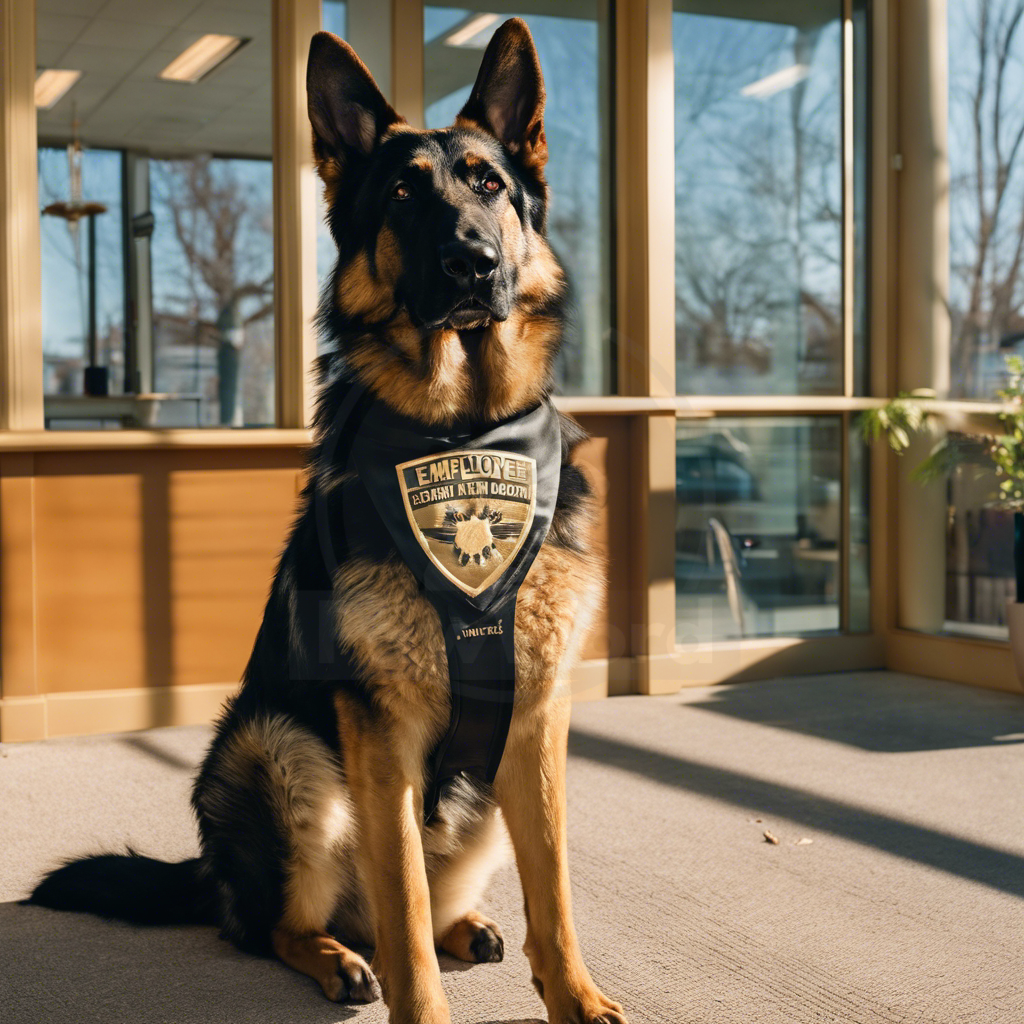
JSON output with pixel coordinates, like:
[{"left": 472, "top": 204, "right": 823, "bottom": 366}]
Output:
[{"left": 2, "top": 671, "right": 1023, "bottom": 1023}]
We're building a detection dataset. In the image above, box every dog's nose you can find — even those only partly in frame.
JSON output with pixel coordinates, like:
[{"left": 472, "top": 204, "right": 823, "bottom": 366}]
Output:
[{"left": 440, "top": 240, "right": 499, "bottom": 284}]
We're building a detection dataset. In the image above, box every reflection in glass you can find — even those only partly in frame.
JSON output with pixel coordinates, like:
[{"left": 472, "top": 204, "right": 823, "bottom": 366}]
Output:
[
  {"left": 944, "top": 461, "right": 1013, "bottom": 639},
  {"left": 39, "top": 146, "right": 125, "bottom": 397},
  {"left": 673, "top": 3, "right": 843, "bottom": 395},
  {"left": 948, "top": 0, "right": 1024, "bottom": 399},
  {"left": 423, "top": 5, "right": 613, "bottom": 395},
  {"left": 676, "top": 418, "right": 842, "bottom": 641},
  {"left": 848, "top": 418, "right": 871, "bottom": 632},
  {"left": 36, "top": 0, "right": 275, "bottom": 428},
  {"left": 150, "top": 157, "right": 275, "bottom": 427}
]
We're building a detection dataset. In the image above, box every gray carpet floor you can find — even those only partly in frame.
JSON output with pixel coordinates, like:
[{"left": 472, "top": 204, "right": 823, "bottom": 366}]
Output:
[{"left": 2, "top": 671, "right": 1023, "bottom": 1023}]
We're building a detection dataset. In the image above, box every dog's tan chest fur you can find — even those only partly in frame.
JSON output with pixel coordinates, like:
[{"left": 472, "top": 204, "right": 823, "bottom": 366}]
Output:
[{"left": 334, "top": 540, "right": 601, "bottom": 733}]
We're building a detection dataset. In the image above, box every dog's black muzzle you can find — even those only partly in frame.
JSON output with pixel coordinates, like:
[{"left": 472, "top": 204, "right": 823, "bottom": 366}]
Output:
[{"left": 410, "top": 232, "right": 512, "bottom": 329}]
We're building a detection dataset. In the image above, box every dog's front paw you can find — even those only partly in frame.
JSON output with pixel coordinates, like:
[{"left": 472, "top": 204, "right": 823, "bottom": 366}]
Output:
[{"left": 547, "top": 987, "right": 629, "bottom": 1024}]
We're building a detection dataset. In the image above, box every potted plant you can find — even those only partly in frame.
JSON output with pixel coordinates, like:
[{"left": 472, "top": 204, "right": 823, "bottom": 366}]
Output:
[{"left": 861, "top": 354, "right": 1024, "bottom": 679}]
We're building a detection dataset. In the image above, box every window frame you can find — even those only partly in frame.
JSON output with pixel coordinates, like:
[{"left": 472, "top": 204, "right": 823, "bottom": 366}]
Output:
[
  {"left": 645, "top": 0, "right": 886, "bottom": 686},
  {"left": 884, "top": 0, "right": 1018, "bottom": 688}
]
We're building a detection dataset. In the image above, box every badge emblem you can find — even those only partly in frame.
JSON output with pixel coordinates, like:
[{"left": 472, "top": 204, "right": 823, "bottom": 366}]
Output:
[{"left": 396, "top": 449, "right": 537, "bottom": 597}]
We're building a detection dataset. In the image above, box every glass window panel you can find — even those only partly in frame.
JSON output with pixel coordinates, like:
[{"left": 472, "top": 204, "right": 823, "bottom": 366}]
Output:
[
  {"left": 848, "top": 418, "right": 871, "bottom": 632},
  {"left": 423, "top": 5, "right": 613, "bottom": 395},
  {"left": 676, "top": 417, "right": 842, "bottom": 642},
  {"left": 948, "top": 0, "right": 1024, "bottom": 399},
  {"left": 36, "top": 0, "right": 274, "bottom": 428},
  {"left": 673, "top": 3, "right": 843, "bottom": 395},
  {"left": 323, "top": 0, "right": 347, "bottom": 36},
  {"left": 150, "top": 157, "right": 275, "bottom": 427},
  {"left": 39, "top": 146, "right": 126, "bottom": 401},
  {"left": 944, "top": 461, "right": 1013, "bottom": 639}
]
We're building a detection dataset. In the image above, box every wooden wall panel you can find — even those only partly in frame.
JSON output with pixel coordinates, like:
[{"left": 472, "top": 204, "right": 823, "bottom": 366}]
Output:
[
  {"left": 0, "top": 454, "right": 38, "bottom": 697},
  {"left": 169, "top": 465, "right": 302, "bottom": 687},
  {"left": 33, "top": 461, "right": 145, "bottom": 692},
  {"left": 23, "top": 449, "right": 304, "bottom": 694},
  {"left": 573, "top": 415, "right": 632, "bottom": 662}
]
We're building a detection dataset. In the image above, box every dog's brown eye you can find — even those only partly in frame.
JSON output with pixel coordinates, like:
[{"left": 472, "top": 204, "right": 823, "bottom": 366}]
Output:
[
  {"left": 392, "top": 182, "right": 413, "bottom": 201},
  {"left": 481, "top": 175, "right": 503, "bottom": 194}
]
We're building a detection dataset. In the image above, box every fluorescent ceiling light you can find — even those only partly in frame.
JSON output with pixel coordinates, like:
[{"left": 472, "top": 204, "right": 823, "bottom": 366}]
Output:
[
  {"left": 741, "top": 64, "right": 810, "bottom": 99},
  {"left": 159, "top": 34, "right": 246, "bottom": 83},
  {"left": 35, "top": 69, "right": 81, "bottom": 109},
  {"left": 444, "top": 13, "right": 500, "bottom": 48}
]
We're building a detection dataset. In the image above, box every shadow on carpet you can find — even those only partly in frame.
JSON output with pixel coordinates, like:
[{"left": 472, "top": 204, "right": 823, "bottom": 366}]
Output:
[{"left": 0, "top": 902, "right": 532, "bottom": 1024}]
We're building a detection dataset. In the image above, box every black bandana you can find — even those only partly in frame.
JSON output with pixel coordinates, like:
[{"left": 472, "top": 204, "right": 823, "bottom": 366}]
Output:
[{"left": 340, "top": 387, "right": 562, "bottom": 818}]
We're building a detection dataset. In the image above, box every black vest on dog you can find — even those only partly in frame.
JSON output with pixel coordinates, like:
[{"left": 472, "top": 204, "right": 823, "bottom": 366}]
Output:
[{"left": 335, "top": 384, "right": 561, "bottom": 819}]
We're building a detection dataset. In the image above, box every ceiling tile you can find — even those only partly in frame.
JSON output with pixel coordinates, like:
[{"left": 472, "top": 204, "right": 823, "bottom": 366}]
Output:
[
  {"left": 76, "top": 18, "right": 172, "bottom": 50},
  {"left": 209, "top": 0, "right": 273, "bottom": 13},
  {"left": 36, "top": 14, "right": 91, "bottom": 45},
  {"left": 174, "top": 7, "right": 269, "bottom": 40},
  {"left": 34, "top": 0, "right": 274, "bottom": 158},
  {"left": 36, "top": 40, "right": 70, "bottom": 67},
  {"left": 97, "top": 0, "right": 200, "bottom": 27},
  {"left": 37, "top": 74, "right": 122, "bottom": 133},
  {"left": 59, "top": 43, "right": 142, "bottom": 75},
  {"left": 37, "top": 0, "right": 107, "bottom": 15}
]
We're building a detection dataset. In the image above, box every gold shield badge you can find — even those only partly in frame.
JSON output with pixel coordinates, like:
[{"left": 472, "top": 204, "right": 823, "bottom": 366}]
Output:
[{"left": 396, "top": 449, "right": 537, "bottom": 597}]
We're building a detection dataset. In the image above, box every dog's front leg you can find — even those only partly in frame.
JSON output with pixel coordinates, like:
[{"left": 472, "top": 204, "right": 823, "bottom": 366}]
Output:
[
  {"left": 343, "top": 716, "right": 450, "bottom": 1024},
  {"left": 495, "top": 695, "right": 628, "bottom": 1024}
]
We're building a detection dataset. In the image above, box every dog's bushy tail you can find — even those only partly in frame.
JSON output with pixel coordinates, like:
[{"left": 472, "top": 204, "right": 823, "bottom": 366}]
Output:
[{"left": 26, "top": 850, "right": 218, "bottom": 926}]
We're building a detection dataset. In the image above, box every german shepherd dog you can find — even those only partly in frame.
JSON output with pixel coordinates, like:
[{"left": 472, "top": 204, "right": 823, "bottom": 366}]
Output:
[{"left": 30, "top": 20, "right": 628, "bottom": 1024}]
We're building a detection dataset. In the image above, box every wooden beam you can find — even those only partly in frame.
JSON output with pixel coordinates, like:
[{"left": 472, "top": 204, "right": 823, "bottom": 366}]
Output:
[
  {"left": 391, "top": 0, "right": 424, "bottom": 126},
  {"left": 871, "top": 0, "right": 898, "bottom": 640},
  {"left": 272, "top": 0, "right": 321, "bottom": 429},
  {"left": 894, "top": 0, "right": 950, "bottom": 633},
  {"left": 616, "top": 0, "right": 674, "bottom": 399},
  {"left": 0, "top": 0, "right": 43, "bottom": 431},
  {"left": 617, "top": 0, "right": 678, "bottom": 692}
]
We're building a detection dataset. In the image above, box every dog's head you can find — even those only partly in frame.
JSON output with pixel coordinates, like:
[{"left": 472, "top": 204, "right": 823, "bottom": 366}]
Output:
[{"left": 308, "top": 19, "right": 566, "bottom": 426}]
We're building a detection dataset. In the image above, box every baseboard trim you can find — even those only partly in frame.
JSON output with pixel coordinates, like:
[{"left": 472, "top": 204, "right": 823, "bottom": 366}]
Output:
[
  {"left": 0, "top": 682, "right": 238, "bottom": 743},
  {"left": 0, "top": 659, "right": 636, "bottom": 742},
  {"left": 638, "top": 634, "right": 886, "bottom": 694},
  {"left": 886, "top": 629, "right": 1022, "bottom": 694},
  {"left": 0, "top": 637, "right": 897, "bottom": 743},
  {"left": 565, "top": 656, "right": 634, "bottom": 700}
]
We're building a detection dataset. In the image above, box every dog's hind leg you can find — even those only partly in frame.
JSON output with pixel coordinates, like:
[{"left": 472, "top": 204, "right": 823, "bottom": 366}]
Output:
[
  {"left": 271, "top": 928, "right": 379, "bottom": 1003},
  {"left": 273, "top": 830, "right": 379, "bottom": 1004},
  {"left": 198, "top": 714, "right": 379, "bottom": 1003}
]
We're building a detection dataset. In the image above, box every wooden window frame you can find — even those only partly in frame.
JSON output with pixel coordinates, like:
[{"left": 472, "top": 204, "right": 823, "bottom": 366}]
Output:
[
  {"left": 882, "top": 0, "right": 1018, "bottom": 690},
  {"left": 630, "top": 0, "right": 888, "bottom": 689}
]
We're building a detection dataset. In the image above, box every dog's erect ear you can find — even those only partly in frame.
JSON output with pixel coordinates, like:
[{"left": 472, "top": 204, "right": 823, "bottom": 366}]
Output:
[
  {"left": 456, "top": 18, "right": 547, "bottom": 172},
  {"left": 307, "top": 32, "right": 402, "bottom": 173}
]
